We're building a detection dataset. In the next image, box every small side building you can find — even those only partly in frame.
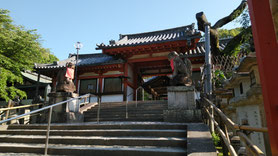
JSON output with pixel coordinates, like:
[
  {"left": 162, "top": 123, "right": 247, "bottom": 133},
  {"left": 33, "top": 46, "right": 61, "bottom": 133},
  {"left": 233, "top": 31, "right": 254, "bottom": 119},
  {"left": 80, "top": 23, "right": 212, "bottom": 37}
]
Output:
[
  {"left": 222, "top": 52, "right": 271, "bottom": 155},
  {"left": 0, "top": 71, "right": 52, "bottom": 107}
]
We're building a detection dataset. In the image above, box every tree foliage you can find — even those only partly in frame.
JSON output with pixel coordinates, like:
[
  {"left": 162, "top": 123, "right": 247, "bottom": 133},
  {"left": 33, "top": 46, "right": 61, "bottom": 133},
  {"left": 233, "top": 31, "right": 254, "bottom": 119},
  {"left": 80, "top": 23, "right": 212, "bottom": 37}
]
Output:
[
  {"left": 213, "top": 69, "right": 227, "bottom": 88},
  {"left": 237, "top": 7, "right": 251, "bottom": 29},
  {"left": 0, "top": 9, "right": 58, "bottom": 101},
  {"left": 218, "top": 28, "right": 241, "bottom": 39},
  {"left": 196, "top": 0, "right": 252, "bottom": 56}
]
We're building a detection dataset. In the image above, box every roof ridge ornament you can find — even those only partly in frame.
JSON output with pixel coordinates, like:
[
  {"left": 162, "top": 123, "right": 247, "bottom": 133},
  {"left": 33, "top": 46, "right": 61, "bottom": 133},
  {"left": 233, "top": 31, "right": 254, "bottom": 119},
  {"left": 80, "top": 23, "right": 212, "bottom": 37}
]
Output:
[{"left": 109, "top": 40, "right": 116, "bottom": 45}]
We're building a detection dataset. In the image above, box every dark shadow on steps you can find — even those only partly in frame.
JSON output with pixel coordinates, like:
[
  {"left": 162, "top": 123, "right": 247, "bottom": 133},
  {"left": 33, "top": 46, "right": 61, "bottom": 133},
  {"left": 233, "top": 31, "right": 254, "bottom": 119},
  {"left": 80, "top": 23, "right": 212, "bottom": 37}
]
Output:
[{"left": 187, "top": 123, "right": 217, "bottom": 156}]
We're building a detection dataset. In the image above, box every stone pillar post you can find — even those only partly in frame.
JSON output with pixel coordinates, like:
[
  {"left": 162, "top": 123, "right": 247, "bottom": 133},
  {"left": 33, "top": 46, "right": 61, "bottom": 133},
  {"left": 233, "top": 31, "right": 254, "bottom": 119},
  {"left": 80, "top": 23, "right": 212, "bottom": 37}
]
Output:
[
  {"left": 164, "top": 86, "right": 201, "bottom": 122},
  {"left": 46, "top": 92, "right": 80, "bottom": 123}
]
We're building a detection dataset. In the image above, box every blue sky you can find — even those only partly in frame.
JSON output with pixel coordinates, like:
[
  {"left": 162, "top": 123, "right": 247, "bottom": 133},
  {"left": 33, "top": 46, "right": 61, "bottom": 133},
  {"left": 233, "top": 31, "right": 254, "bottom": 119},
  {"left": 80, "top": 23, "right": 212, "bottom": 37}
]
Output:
[{"left": 2, "top": 0, "right": 242, "bottom": 60}]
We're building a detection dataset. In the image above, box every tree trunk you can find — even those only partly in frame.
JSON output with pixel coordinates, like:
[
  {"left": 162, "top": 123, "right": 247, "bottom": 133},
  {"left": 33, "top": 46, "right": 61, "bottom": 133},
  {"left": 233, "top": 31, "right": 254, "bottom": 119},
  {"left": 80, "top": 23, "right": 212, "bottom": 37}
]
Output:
[{"left": 196, "top": 0, "right": 248, "bottom": 56}]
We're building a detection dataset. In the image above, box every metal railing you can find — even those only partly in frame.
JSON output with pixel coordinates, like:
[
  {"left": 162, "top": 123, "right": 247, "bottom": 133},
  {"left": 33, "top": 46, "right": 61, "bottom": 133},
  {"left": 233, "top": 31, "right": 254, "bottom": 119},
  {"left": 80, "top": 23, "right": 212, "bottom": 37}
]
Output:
[
  {"left": 202, "top": 96, "right": 266, "bottom": 156},
  {"left": 0, "top": 103, "right": 43, "bottom": 112},
  {"left": 0, "top": 93, "right": 96, "bottom": 155},
  {"left": 0, "top": 102, "right": 43, "bottom": 124}
]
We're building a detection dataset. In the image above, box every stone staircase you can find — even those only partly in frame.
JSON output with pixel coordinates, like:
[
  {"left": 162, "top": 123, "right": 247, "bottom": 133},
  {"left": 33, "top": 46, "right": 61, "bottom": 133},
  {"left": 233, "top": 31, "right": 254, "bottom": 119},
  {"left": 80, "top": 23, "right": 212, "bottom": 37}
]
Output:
[
  {"left": 84, "top": 100, "right": 168, "bottom": 122},
  {"left": 0, "top": 99, "right": 217, "bottom": 156},
  {"left": 0, "top": 122, "right": 187, "bottom": 155}
]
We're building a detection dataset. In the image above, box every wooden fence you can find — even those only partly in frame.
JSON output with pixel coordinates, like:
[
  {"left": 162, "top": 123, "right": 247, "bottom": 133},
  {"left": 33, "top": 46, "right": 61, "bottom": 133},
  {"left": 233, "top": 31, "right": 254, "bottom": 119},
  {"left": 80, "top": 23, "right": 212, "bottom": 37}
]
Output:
[{"left": 202, "top": 96, "right": 266, "bottom": 156}]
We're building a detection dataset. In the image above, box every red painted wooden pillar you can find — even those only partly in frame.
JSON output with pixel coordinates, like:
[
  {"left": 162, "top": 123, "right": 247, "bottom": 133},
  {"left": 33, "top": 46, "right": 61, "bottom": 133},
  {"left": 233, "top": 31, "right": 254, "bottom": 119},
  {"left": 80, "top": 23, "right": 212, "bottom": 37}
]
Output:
[{"left": 248, "top": 0, "right": 278, "bottom": 154}]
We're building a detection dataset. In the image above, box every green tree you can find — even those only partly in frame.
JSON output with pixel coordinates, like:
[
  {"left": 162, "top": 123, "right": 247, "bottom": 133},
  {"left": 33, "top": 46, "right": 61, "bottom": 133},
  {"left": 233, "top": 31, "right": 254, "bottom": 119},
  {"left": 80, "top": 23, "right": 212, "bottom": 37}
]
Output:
[
  {"left": 0, "top": 9, "right": 58, "bottom": 101},
  {"left": 218, "top": 28, "right": 241, "bottom": 39},
  {"left": 196, "top": 0, "right": 252, "bottom": 56}
]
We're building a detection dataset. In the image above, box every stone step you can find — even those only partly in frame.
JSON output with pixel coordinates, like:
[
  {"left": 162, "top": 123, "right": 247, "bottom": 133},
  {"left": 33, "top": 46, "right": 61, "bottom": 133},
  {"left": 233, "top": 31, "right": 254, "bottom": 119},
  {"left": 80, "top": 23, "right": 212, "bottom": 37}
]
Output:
[
  {"left": 84, "top": 112, "right": 164, "bottom": 116},
  {"left": 84, "top": 113, "right": 164, "bottom": 118},
  {"left": 0, "top": 143, "right": 186, "bottom": 156},
  {"left": 0, "top": 135, "right": 186, "bottom": 147},
  {"left": 91, "top": 101, "right": 167, "bottom": 105},
  {"left": 84, "top": 117, "right": 164, "bottom": 122},
  {"left": 93, "top": 102, "right": 167, "bottom": 107},
  {"left": 98, "top": 101, "right": 167, "bottom": 105},
  {"left": 86, "top": 108, "right": 166, "bottom": 112},
  {"left": 83, "top": 116, "right": 164, "bottom": 121},
  {"left": 88, "top": 105, "right": 167, "bottom": 110},
  {"left": 83, "top": 118, "right": 164, "bottom": 122},
  {"left": 0, "top": 122, "right": 188, "bottom": 155},
  {"left": 0, "top": 153, "right": 43, "bottom": 156},
  {"left": 6, "top": 122, "right": 187, "bottom": 130},
  {"left": 80, "top": 102, "right": 98, "bottom": 113},
  {"left": 0, "top": 129, "right": 187, "bottom": 137}
]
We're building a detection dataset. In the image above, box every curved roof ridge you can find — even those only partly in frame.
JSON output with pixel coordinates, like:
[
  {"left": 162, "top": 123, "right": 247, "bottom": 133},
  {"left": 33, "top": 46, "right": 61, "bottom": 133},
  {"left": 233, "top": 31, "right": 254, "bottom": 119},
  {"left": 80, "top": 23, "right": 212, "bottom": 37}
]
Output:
[
  {"left": 70, "top": 53, "right": 112, "bottom": 58},
  {"left": 120, "top": 23, "right": 196, "bottom": 39}
]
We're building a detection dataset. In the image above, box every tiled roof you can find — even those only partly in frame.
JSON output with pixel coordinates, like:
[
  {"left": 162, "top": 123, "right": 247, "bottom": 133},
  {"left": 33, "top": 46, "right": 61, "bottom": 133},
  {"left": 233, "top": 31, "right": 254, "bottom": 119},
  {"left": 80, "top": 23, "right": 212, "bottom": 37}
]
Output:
[
  {"left": 21, "top": 71, "right": 52, "bottom": 83},
  {"left": 179, "top": 38, "right": 230, "bottom": 57},
  {"left": 224, "top": 72, "right": 250, "bottom": 88},
  {"left": 34, "top": 38, "right": 231, "bottom": 70},
  {"left": 34, "top": 53, "right": 124, "bottom": 69},
  {"left": 96, "top": 23, "right": 201, "bottom": 49},
  {"left": 181, "top": 43, "right": 206, "bottom": 57},
  {"left": 236, "top": 52, "right": 257, "bottom": 72}
]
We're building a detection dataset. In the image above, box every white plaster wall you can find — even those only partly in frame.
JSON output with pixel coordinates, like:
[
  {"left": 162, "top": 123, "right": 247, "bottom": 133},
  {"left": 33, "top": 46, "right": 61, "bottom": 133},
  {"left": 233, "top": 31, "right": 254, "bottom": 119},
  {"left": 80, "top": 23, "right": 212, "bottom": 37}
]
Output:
[
  {"left": 101, "top": 94, "right": 123, "bottom": 102},
  {"left": 127, "top": 86, "right": 134, "bottom": 101},
  {"left": 236, "top": 105, "right": 266, "bottom": 153}
]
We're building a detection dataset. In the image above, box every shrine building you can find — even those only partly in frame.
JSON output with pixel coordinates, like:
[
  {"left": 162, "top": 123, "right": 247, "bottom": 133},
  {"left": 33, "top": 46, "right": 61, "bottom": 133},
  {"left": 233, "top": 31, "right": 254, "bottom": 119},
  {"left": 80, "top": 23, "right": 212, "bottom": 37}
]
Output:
[{"left": 34, "top": 23, "right": 206, "bottom": 102}]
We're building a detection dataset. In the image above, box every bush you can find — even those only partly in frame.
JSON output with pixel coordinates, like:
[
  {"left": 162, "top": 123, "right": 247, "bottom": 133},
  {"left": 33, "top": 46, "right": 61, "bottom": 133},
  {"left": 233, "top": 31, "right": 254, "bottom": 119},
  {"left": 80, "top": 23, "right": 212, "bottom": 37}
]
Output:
[{"left": 212, "top": 132, "right": 221, "bottom": 146}]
